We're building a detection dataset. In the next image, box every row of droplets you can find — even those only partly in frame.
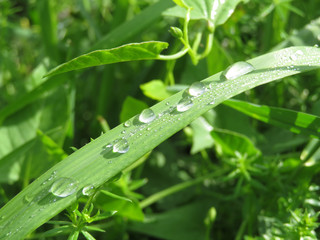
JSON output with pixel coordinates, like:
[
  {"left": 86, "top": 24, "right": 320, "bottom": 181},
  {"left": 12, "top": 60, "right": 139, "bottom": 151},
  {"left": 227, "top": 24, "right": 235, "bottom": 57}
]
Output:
[
  {"left": 21, "top": 62, "right": 256, "bottom": 203},
  {"left": 103, "top": 61, "right": 255, "bottom": 155}
]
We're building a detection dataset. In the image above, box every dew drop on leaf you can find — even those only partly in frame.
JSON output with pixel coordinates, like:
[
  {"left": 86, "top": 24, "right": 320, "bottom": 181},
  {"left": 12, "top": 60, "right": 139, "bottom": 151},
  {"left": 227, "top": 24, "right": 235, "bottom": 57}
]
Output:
[
  {"left": 49, "top": 177, "right": 78, "bottom": 198},
  {"left": 82, "top": 184, "right": 95, "bottom": 196},
  {"left": 176, "top": 97, "right": 194, "bottom": 112},
  {"left": 188, "top": 82, "right": 206, "bottom": 97},
  {"left": 221, "top": 61, "right": 255, "bottom": 80},
  {"left": 139, "top": 108, "right": 156, "bottom": 123},
  {"left": 123, "top": 120, "right": 131, "bottom": 127},
  {"left": 113, "top": 138, "right": 129, "bottom": 153}
]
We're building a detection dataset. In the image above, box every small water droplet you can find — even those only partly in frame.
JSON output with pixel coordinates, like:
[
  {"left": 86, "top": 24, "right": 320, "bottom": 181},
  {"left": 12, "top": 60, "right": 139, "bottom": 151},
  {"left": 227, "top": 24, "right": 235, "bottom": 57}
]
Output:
[
  {"left": 113, "top": 138, "right": 129, "bottom": 153},
  {"left": 314, "top": 44, "right": 319, "bottom": 48},
  {"left": 123, "top": 120, "right": 131, "bottom": 127},
  {"left": 139, "top": 109, "right": 156, "bottom": 123},
  {"left": 188, "top": 82, "right": 206, "bottom": 97},
  {"left": 177, "top": 97, "right": 194, "bottom": 112},
  {"left": 49, "top": 177, "right": 78, "bottom": 198},
  {"left": 166, "top": 102, "right": 170, "bottom": 106},
  {"left": 221, "top": 61, "right": 255, "bottom": 80},
  {"left": 82, "top": 184, "right": 96, "bottom": 196},
  {"left": 121, "top": 130, "right": 126, "bottom": 134}
]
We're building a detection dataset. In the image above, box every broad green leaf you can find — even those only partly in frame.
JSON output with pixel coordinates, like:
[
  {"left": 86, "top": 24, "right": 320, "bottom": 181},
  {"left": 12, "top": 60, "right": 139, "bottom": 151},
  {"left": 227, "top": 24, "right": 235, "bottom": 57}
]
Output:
[
  {"left": 129, "top": 200, "right": 212, "bottom": 240},
  {"left": 223, "top": 99, "right": 320, "bottom": 138},
  {"left": 211, "top": 128, "right": 260, "bottom": 158},
  {"left": 0, "top": 46, "right": 319, "bottom": 239},
  {"left": 140, "top": 80, "right": 172, "bottom": 101},
  {"left": 163, "top": 0, "right": 244, "bottom": 27},
  {"left": 190, "top": 117, "right": 214, "bottom": 154},
  {"left": 120, "top": 96, "right": 148, "bottom": 123},
  {"left": 44, "top": 42, "right": 169, "bottom": 78}
]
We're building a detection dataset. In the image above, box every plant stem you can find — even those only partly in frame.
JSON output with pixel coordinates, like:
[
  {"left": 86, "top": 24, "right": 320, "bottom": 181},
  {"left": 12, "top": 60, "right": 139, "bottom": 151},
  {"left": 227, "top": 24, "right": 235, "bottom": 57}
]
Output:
[
  {"left": 157, "top": 47, "right": 189, "bottom": 60},
  {"left": 199, "top": 32, "right": 214, "bottom": 59}
]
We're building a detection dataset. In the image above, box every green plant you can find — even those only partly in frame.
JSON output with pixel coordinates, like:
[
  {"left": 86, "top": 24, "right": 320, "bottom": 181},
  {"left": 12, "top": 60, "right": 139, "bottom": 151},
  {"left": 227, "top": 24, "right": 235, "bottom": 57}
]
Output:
[{"left": 0, "top": 0, "right": 320, "bottom": 239}]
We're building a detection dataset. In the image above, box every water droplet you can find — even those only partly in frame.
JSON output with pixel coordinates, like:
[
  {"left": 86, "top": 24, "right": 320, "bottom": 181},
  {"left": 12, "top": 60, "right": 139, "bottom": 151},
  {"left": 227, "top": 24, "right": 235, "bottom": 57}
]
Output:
[
  {"left": 82, "top": 185, "right": 95, "bottom": 196},
  {"left": 49, "top": 177, "right": 78, "bottom": 198},
  {"left": 221, "top": 61, "right": 255, "bottom": 80},
  {"left": 314, "top": 44, "right": 319, "bottom": 48},
  {"left": 177, "top": 97, "right": 194, "bottom": 112},
  {"left": 166, "top": 102, "right": 170, "bottom": 106},
  {"left": 123, "top": 120, "right": 131, "bottom": 127},
  {"left": 113, "top": 138, "right": 129, "bottom": 153},
  {"left": 121, "top": 130, "right": 126, "bottom": 134},
  {"left": 139, "top": 109, "right": 156, "bottom": 123},
  {"left": 188, "top": 82, "right": 206, "bottom": 97}
]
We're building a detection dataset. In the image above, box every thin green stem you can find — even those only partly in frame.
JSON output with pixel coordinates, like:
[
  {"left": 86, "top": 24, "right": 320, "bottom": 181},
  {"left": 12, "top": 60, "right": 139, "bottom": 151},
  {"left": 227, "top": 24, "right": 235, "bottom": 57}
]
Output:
[
  {"left": 139, "top": 172, "right": 216, "bottom": 209},
  {"left": 157, "top": 47, "right": 189, "bottom": 60},
  {"left": 199, "top": 33, "right": 214, "bottom": 59}
]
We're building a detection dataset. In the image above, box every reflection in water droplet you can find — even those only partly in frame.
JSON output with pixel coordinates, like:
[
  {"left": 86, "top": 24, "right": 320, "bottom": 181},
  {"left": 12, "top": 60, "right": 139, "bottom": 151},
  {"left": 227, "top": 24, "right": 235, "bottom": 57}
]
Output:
[
  {"left": 49, "top": 177, "right": 78, "bottom": 198},
  {"left": 177, "top": 97, "right": 194, "bottom": 112},
  {"left": 139, "top": 109, "right": 156, "bottom": 123},
  {"left": 221, "top": 61, "right": 255, "bottom": 80},
  {"left": 124, "top": 120, "right": 131, "bottom": 127},
  {"left": 24, "top": 194, "right": 33, "bottom": 203},
  {"left": 188, "top": 82, "right": 206, "bottom": 97},
  {"left": 82, "top": 185, "right": 96, "bottom": 196},
  {"left": 113, "top": 138, "right": 129, "bottom": 153}
]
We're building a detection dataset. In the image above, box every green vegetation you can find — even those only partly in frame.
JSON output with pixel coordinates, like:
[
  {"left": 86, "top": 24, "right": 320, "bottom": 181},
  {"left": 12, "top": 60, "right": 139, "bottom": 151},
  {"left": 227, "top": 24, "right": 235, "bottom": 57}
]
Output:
[{"left": 0, "top": 0, "right": 320, "bottom": 239}]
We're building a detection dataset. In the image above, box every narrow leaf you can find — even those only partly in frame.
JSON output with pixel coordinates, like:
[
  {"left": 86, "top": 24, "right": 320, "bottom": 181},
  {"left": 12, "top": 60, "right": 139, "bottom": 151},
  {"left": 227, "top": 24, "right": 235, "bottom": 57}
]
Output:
[
  {"left": 45, "top": 42, "right": 168, "bottom": 78},
  {"left": 224, "top": 99, "right": 320, "bottom": 138}
]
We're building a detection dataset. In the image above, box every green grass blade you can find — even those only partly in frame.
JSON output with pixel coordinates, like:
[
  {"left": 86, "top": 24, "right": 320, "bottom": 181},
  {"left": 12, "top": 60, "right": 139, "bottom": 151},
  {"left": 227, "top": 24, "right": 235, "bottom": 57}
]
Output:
[
  {"left": 44, "top": 41, "right": 169, "bottom": 78},
  {"left": 0, "top": 46, "right": 319, "bottom": 239},
  {"left": 224, "top": 99, "right": 320, "bottom": 138},
  {"left": 90, "top": 0, "right": 173, "bottom": 51}
]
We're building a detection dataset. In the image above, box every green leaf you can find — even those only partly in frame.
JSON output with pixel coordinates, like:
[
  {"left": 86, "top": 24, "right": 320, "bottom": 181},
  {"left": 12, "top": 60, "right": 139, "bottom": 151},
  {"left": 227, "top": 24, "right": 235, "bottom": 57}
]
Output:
[
  {"left": 0, "top": 46, "right": 319, "bottom": 239},
  {"left": 129, "top": 200, "right": 213, "bottom": 240},
  {"left": 140, "top": 80, "right": 172, "bottom": 101},
  {"left": 44, "top": 42, "right": 169, "bottom": 78},
  {"left": 163, "top": 0, "right": 244, "bottom": 27},
  {"left": 172, "top": 0, "right": 190, "bottom": 8},
  {"left": 190, "top": 117, "right": 214, "bottom": 154},
  {"left": 224, "top": 99, "right": 320, "bottom": 138},
  {"left": 120, "top": 96, "right": 148, "bottom": 123},
  {"left": 211, "top": 128, "right": 260, "bottom": 158}
]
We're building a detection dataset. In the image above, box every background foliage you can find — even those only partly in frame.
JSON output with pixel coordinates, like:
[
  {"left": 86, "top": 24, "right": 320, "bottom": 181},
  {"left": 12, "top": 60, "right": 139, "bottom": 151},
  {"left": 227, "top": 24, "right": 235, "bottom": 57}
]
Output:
[{"left": 0, "top": 0, "right": 320, "bottom": 239}]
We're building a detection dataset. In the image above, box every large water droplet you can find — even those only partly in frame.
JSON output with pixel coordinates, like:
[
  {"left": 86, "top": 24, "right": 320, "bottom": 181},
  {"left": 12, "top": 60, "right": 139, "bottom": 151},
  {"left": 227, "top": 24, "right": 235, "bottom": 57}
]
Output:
[
  {"left": 188, "top": 82, "right": 206, "bottom": 97},
  {"left": 221, "top": 61, "right": 255, "bottom": 80},
  {"left": 176, "top": 97, "right": 194, "bottom": 112},
  {"left": 49, "top": 177, "right": 78, "bottom": 198},
  {"left": 139, "top": 109, "right": 156, "bottom": 123},
  {"left": 113, "top": 138, "right": 129, "bottom": 153},
  {"left": 82, "top": 185, "right": 96, "bottom": 196}
]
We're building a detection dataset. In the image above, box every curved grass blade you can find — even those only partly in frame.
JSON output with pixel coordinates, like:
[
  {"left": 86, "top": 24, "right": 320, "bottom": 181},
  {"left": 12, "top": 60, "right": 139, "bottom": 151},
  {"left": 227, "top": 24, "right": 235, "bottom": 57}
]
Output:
[
  {"left": 44, "top": 41, "right": 168, "bottom": 78},
  {"left": 224, "top": 99, "right": 320, "bottom": 138},
  {"left": 0, "top": 46, "right": 319, "bottom": 239}
]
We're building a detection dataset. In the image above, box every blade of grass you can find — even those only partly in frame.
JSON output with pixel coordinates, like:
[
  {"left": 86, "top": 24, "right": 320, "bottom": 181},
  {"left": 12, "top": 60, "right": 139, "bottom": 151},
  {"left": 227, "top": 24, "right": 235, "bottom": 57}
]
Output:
[
  {"left": 90, "top": 0, "right": 174, "bottom": 51},
  {"left": 223, "top": 99, "right": 320, "bottom": 138},
  {"left": 0, "top": 46, "right": 319, "bottom": 239}
]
